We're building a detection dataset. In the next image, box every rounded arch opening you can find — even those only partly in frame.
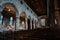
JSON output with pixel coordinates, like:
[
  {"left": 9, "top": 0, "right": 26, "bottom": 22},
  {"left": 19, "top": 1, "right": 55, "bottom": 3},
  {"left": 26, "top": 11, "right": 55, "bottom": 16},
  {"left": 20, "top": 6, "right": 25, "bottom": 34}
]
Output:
[
  {"left": 2, "top": 3, "right": 19, "bottom": 16},
  {"left": 1, "top": 5, "right": 17, "bottom": 31},
  {"left": 19, "top": 12, "right": 26, "bottom": 30},
  {"left": 40, "top": 16, "right": 47, "bottom": 28},
  {"left": 27, "top": 16, "right": 31, "bottom": 30}
]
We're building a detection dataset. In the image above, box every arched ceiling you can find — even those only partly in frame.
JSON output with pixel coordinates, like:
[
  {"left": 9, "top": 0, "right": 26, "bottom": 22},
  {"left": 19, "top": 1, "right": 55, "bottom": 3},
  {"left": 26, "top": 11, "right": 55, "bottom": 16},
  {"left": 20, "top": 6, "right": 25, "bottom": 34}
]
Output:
[
  {"left": 24, "top": 0, "right": 47, "bottom": 16},
  {"left": 2, "top": 5, "right": 16, "bottom": 19}
]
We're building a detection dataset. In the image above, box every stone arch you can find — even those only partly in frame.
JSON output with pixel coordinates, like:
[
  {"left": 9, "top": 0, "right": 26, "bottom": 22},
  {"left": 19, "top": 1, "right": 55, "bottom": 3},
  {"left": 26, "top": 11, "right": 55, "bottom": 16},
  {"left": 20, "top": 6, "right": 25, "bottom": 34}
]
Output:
[
  {"left": 27, "top": 16, "right": 31, "bottom": 30},
  {"left": 0, "top": 3, "right": 19, "bottom": 31},
  {"left": 40, "top": 16, "right": 47, "bottom": 28},
  {"left": 2, "top": 2, "right": 19, "bottom": 16},
  {"left": 19, "top": 12, "right": 26, "bottom": 30}
]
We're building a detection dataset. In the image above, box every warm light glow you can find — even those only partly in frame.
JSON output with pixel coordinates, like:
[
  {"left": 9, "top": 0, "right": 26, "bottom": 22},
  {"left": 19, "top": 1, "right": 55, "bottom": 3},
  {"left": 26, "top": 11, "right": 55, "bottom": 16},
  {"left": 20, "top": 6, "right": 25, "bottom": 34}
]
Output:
[
  {"left": 8, "top": 9, "right": 10, "bottom": 11},
  {"left": 22, "top": 21, "right": 24, "bottom": 24},
  {"left": 5, "top": 5, "right": 15, "bottom": 13},
  {"left": 6, "top": 5, "right": 14, "bottom": 11},
  {"left": 22, "top": 21, "right": 25, "bottom": 29},
  {"left": 20, "top": 12, "right": 25, "bottom": 17}
]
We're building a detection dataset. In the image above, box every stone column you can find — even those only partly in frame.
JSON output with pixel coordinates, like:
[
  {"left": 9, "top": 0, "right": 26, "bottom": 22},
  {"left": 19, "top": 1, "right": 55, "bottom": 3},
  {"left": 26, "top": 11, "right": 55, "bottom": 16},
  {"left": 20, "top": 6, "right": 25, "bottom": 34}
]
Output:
[
  {"left": 16, "top": 16, "right": 20, "bottom": 30},
  {"left": 26, "top": 17, "right": 28, "bottom": 30},
  {"left": 49, "top": 0, "right": 55, "bottom": 28},
  {"left": 30, "top": 19, "right": 32, "bottom": 29}
]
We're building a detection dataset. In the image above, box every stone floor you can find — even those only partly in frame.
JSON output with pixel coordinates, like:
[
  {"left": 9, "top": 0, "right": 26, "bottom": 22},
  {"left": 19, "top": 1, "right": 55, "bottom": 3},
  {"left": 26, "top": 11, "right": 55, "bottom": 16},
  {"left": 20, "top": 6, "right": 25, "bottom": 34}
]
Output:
[{"left": 0, "top": 28, "right": 60, "bottom": 40}]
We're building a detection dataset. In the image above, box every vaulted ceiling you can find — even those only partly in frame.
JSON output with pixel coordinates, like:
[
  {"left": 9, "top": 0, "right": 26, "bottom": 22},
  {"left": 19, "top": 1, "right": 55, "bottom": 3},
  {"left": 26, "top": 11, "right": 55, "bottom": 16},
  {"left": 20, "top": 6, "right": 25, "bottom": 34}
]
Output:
[{"left": 24, "top": 0, "right": 47, "bottom": 16}]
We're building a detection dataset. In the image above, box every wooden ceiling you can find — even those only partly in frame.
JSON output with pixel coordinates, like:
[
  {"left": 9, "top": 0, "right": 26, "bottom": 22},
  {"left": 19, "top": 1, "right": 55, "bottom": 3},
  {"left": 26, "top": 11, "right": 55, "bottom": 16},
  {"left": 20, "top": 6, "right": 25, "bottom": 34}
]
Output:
[{"left": 24, "top": 0, "right": 47, "bottom": 16}]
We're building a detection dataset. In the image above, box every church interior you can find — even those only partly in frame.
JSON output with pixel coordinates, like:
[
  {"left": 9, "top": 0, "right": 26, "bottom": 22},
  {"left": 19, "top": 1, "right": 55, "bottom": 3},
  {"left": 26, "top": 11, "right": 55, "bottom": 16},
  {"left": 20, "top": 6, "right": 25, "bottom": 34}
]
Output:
[{"left": 0, "top": 0, "right": 60, "bottom": 40}]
